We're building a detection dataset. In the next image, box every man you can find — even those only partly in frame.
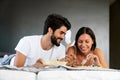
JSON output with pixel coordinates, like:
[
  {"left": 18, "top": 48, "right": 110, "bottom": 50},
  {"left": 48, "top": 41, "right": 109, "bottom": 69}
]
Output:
[{"left": 10, "top": 14, "right": 71, "bottom": 67}]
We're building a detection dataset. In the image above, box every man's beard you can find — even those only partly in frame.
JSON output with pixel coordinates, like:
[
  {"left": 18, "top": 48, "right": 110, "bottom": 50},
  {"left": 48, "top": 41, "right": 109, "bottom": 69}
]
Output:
[{"left": 51, "top": 34, "right": 62, "bottom": 46}]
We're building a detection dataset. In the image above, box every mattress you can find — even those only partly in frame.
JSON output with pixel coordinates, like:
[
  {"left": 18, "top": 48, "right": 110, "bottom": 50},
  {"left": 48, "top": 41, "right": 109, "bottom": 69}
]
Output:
[
  {"left": 0, "top": 69, "right": 36, "bottom": 80},
  {"left": 37, "top": 70, "right": 120, "bottom": 80},
  {"left": 0, "top": 65, "right": 120, "bottom": 80}
]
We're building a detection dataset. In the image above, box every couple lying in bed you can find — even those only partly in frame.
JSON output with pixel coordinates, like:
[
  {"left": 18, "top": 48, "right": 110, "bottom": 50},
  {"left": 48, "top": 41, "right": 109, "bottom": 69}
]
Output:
[
  {"left": 32, "top": 27, "right": 108, "bottom": 68},
  {"left": 1, "top": 14, "right": 109, "bottom": 68}
]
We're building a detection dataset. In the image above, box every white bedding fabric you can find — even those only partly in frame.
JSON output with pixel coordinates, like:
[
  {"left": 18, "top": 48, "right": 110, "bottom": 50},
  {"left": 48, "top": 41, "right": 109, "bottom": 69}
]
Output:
[
  {"left": 37, "top": 71, "right": 120, "bottom": 80},
  {"left": 0, "top": 70, "right": 36, "bottom": 80},
  {"left": 0, "top": 68, "right": 120, "bottom": 80}
]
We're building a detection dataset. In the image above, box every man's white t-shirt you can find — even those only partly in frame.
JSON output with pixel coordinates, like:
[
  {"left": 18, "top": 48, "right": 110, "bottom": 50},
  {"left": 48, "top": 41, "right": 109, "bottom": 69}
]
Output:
[{"left": 10, "top": 35, "right": 65, "bottom": 66}]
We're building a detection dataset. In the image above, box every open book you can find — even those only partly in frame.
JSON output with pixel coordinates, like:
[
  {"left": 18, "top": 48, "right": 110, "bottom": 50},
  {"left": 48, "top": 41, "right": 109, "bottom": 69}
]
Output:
[{"left": 0, "top": 64, "right": 119, "bottom": 74}]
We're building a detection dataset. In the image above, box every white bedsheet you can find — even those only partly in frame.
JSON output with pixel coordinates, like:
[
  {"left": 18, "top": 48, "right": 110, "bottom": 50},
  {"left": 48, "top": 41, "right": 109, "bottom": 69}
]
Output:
[
  {"left": 37, "top": 71, "right": 120, "bottom": 80},
  {"left": 0, "top": 70, "right": 36, "bottom": 80},
  {"left": 0, "top": 65, "right": 120, "bottom": 80}
]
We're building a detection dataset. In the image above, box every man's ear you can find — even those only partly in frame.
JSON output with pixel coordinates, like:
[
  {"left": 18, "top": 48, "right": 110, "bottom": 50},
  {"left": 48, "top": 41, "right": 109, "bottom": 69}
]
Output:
[{"left": 48, "top": 27, "right": 53, "bottom": 34}]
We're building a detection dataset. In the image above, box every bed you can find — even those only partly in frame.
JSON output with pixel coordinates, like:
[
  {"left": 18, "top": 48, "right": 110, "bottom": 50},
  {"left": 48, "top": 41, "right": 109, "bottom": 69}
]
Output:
[{"left": 0, "top": 65, "right": 120, "bottom": 80}]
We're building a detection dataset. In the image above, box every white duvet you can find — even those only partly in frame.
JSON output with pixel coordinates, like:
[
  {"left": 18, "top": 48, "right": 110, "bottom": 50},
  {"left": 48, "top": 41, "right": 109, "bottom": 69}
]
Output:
[
  {"left": 0, "top": 66, "right": 120, "bottom": 80},
  {"left": 0, "top": 70, "right": 36, "bottom": 80},
  {"left": 37, "top": 71, "right": 120, "bottom": 80}
]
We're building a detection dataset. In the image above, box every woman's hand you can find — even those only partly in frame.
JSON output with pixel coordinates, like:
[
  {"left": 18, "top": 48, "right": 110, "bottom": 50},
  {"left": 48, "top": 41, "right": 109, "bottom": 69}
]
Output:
[
  {"left": 84, "top": 54, "right": 101, "bottom": 67},
  {"left": 92, "top": 54, "right": 101, "bottom": 67},
  {"left": 65, "top": 54, "right": 76, "bottom": 67}
]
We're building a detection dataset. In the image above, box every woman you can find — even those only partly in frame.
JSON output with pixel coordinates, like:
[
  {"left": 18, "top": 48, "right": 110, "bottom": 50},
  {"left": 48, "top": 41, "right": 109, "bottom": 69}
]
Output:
[{"left": 65, "top": 27, "right": 109, "bottom": 68}]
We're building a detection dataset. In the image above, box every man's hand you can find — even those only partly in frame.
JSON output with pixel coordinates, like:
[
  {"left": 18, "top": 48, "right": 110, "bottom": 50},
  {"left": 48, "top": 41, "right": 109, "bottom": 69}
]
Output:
[{"left": 32, "top": 58, "right": 47, "bottom": 68}]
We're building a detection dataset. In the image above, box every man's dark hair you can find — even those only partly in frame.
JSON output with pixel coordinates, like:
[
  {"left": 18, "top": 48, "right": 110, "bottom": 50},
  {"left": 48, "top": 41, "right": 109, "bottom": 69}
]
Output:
[{"left": 43, "top": 14, "right": 71, "bottom": 35}]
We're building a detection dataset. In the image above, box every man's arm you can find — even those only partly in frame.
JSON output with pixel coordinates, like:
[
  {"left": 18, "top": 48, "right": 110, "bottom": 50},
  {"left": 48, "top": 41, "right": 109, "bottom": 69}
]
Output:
[{"left": 14, "top": 51, "right": 26, "bottom": 67}]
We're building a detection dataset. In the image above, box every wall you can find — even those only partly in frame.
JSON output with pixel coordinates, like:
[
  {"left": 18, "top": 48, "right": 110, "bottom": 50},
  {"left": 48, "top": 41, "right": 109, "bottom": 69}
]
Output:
[{"left": 0, "top": 0, "right": 109, "bottom": 64}]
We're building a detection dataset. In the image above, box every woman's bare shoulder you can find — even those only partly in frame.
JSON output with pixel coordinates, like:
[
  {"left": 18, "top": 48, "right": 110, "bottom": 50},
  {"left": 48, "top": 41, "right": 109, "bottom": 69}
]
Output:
[
  {"left": 67, "top": 46, "right": 76, "bottom": 51},
  {"left": 94, "top": 48, "right": 101, "bottom": 51},
  {"left": 94, "top": 48, "right": 103, "bottom": 55}
]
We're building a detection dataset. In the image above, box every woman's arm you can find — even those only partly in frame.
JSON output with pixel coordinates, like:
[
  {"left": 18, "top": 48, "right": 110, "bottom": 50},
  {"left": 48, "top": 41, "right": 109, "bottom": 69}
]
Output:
[
  {"left": 65, "top": 46, "right": 76, "bottom": 66},
  {"left": 94, "top": 48, "right": 109, "bottom": 68}
]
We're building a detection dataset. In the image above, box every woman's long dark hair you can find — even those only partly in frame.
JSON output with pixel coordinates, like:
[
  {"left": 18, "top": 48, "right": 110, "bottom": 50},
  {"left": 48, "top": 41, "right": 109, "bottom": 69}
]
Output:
[{"left": 75, "top": 27, "right": 96, "bottom": 51}]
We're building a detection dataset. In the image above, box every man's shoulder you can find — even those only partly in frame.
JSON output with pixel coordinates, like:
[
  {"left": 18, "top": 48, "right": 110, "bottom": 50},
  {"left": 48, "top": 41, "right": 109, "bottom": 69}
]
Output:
[
  {"left": 18, "top": 35, "right": 42, "bottom": 43},
  {"left": 23, "top": 35, "right": 42, "bottom": 38},
  {"left": 21, "top": 35, "right": 42, "bottom": 40}
]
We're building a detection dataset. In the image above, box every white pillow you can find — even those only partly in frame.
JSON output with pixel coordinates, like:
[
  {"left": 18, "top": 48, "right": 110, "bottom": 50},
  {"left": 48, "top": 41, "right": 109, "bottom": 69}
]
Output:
[{"left": 0, "top": 70, "right": 36, "bottom": 80}]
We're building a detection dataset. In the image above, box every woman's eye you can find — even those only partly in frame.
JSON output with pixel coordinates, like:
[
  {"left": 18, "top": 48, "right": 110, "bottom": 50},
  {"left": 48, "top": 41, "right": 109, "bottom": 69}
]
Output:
[{"left": 78, "top": 41, "right": 82, "bottom": 43}]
